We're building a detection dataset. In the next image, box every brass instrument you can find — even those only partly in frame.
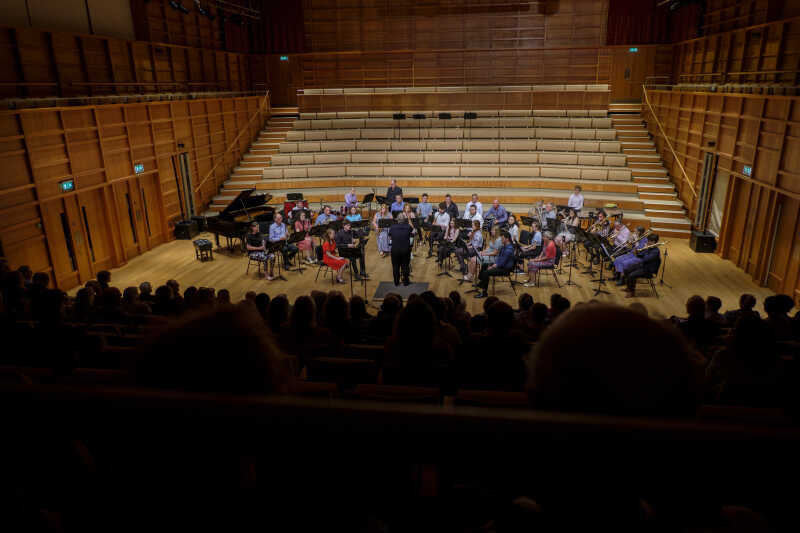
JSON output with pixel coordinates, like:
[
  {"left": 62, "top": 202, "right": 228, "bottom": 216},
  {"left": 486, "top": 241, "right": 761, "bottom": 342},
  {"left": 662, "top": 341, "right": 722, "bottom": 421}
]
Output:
[
  {"left": 588, "top": 218, "right": 608, "bottom": 234},
  {"left": 609, "top": 230, "right": 652, "bottom": 259},
  {"left": 634, "top": 241, "right": 667, "bottom": 255}
]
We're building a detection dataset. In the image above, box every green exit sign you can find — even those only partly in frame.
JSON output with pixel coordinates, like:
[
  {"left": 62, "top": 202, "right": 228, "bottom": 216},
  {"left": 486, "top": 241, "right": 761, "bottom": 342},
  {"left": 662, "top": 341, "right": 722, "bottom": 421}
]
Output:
[
  {"left": 279, "top": 55, "right": 289, "bottom": 61},
  {"left": 629, "top": 47, "right": 639, "bottom": 53}
]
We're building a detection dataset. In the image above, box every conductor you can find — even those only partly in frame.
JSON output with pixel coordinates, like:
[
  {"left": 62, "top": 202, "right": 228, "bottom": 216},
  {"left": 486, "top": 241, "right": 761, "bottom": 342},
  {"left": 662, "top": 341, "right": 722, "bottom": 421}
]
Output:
[{"left": 388, "top": 214, "right": 414, "bottom": 286}]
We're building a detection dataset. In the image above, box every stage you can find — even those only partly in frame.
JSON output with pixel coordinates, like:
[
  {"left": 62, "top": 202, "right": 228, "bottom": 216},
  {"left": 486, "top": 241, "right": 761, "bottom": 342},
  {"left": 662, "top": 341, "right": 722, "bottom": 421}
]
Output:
[{"left": 74, "top": 234, "right": 775, "bottom": 318}]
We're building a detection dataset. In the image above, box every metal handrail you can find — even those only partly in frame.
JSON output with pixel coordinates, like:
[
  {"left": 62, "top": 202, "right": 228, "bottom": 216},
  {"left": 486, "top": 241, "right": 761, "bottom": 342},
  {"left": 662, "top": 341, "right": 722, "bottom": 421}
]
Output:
[
  {"left": 193, "top": 91, "right": 270, "bottom": 195},
  {"left": 641, "top": 85, "right": 698, "bottom": 199}
]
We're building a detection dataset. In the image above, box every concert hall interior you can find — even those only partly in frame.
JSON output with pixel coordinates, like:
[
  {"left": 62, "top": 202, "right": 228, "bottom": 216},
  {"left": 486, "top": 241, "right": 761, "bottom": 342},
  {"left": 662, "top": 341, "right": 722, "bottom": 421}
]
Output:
[{"left": 2, "top": 1, "right": 800, "bottom": 532}]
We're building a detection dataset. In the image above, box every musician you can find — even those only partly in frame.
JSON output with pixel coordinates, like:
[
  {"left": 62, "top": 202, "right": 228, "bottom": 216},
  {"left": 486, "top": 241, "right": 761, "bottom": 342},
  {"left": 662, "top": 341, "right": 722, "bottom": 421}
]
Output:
[
  {"left": 465, "top": 193, "right": 483, "bottom": 217},
  {"left": 565, "top": 208, "right": 579, "bottom": 227},
  {"left": 388, "top": 214, "right": 414, "bottom": 286},
  {"left": 458, "top": 219, "right": 483, "bottom": 280},
  {"left": 417, "top": 193, "right": 434, "bottom": 220},
  {"left": 542, "top": 202, "right": 557, "bottom": 226},
  {"left": 322, "top": 228, "right": 349, "bottom": 284},
  {"left": 470, "top": 226, "right": 503, "bottom": 282},
  {"left": 315, "top": 205, "right": 337, "bottom": 225},
  {"left": 345, "top": 205, "right": 362, "bottom": 222},
  {"left": 294, "top": 210, "right": 314, "bottom": 264},
  {"left": 373, "top": 204, "right": 393, "bottom": 257},
  {"left": 245, "top": 221, "right": 274, "bottom": 281},
  {"left": 485, "top": 199, "right": 508, "bottom": 227},
  {"left": 335, "top": 221, "right": 368, "bottom": 281},
  {"left": 520, "top": 220, "right": 543, "bottom": 258},
  {"left": 568, "top": 185, "right": 584, "bottom": 211},
  {"left": 613, "top": 226, "right": 647, "bottom": 285},
  {"left": 428, "top": 202, "right": 450, "bottom": 257},
  {"left": 506, "top": 214, "right": 519, "bottom": 243},
  {"left": 268, "top": 213, "right": 298, "bottom": 269},
  {"left": 390, "top": 194, "right": 405, "bottom": 215},
  {"left": 624, "top": 233, "right": 662, "bottom": 297},
  {"left": 386, "top": 179, "right": 403, "bottom": 203},
  {"left": 474, "top": 230, "right": 515, "bottom": 299},
  {"left": 610, "top": 220, "right": 631, "bottom": 248},
  {"left": 524, "top": 231, "right": 556, "bottom": 287},
  {"left": 443, "top": 194, "right": 459, "bottom": 220},
  {"left": 584, "top": 209, "right": 609, "bottom": 264},
  {"left": 344, "top": 187, "right": 359, "bottom": 210},
  {"left": 437, "top": 219, "right": 459, "bottom": 266},
  {"left": 463, "top": 204, "right": 483, "bottom": 226}
]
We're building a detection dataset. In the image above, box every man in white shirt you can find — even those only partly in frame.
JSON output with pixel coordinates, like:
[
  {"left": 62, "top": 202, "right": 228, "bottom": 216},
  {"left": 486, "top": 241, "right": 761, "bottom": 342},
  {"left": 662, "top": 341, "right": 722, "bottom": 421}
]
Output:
[
  {"left": 464, "top": 193, "right": 483, "bottom": 217},
  {"left": 428, "top": 202, "right": 450, "bottom": 256},
  {"left": 611, "top": 220, "right": 631, "bottom": 248},
  {"left": 568, "top": 185, "right": 584, "bottom": 211},
  {"left": 463, "top": 204, "right": 483, "bottom": 226}
]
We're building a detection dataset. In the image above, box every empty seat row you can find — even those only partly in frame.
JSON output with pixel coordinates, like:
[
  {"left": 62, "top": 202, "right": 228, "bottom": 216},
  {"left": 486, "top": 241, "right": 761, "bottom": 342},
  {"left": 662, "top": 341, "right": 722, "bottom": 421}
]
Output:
[
  {"left": 671, "top": 83, "right": 800, "bottom": 95},
  {"left": 293, "top": 117, "right": 613, "bottom": 129},
  {"left": 298, "top": 109, "right": 609, "bottom": 119},
  {"left": 261, "top": 164, "right": 632, "bottom": 181},
  {"left": 283, "top": 128, "right": 617, "bottom": 144},
  {"left": 298, "top": 84, "right": 610, "bottom": 95},
  {"left": 279, "top": 138, "right": 621, "bottom": 153},
  {"left": 270, "top": 151, "right": 627, "bottom": 167}
]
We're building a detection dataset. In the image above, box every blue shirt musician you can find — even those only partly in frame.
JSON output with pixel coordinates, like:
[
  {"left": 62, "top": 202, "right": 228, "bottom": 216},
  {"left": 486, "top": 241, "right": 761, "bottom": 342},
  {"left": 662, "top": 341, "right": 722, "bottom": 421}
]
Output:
[
  {"left": 417, "top": 193, "right": 434, "bottom": 220},
  {"left": 613, "top": 226, "right": 647, "bottom": 284},
  {"left": 623, "top": 233, "right": 662, "bottom": 297},
  {"left": 485, "top": 199, "right": 508, "bottom": 227},
  {"left": 315, "top": 205, "right": 338, "bottom": 225},
  {"left": 344, "top": 187, "right": 358, "bottom": 209},
  {"left": 269, "top": 213, "right": 298, "bottom": 269},
  {"left": 475, "top": 231, "right": 515, "bottom": 299},
  {"left": 390, "top": 194, "right": 405, "bottom": 215}
]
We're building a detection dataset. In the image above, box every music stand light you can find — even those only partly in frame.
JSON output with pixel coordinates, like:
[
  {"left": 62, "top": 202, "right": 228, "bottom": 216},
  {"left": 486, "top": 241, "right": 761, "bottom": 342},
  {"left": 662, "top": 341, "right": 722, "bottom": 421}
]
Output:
[{"left": 412, "top": 113, "right": 425, "bottom": 141}]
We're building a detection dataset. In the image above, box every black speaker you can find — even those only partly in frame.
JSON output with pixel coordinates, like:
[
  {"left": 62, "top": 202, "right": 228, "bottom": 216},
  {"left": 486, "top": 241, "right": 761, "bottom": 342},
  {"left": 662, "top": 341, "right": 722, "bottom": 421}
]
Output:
[
  {"left": 690, "top": 230, "right": 717, "bottom": 253},
  {"left": 174, "top": 219, "right": 198, "bottom": 240},
  {"left": 191, "top": 215, "right": 207, "bottom": 232}
]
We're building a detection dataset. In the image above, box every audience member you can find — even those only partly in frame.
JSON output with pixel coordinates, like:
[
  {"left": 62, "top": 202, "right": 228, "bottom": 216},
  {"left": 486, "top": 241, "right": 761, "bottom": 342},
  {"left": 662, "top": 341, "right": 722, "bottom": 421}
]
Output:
[
  {"left": 216, "top": 289, "right": 231, "bottom": 306},
  {"left": 368, "top": 294, "right": 403, "bottom": 344},
  {"left": 122, "top": 287, "right": 151, "bottom": 316},
  {"left": 676, "top": 295, "right": 720, "bottom": 351},
  {"left": 266, "top": 295, "right": 289, "bottom": 335},
  {"left": 383, "top": 300, "right": 449, "bottom": 386},
  {"left": 723, "top": 294, "right": 760, "bottom": 325},
  {"left": 763, "top": 294, "right": 795, "bottom": 341},
  {"left": 705, "top": 296, "right": 726, "bottom": 326},
  {"left": 139, "top": 281, "right": 154, "bottom": 303}
]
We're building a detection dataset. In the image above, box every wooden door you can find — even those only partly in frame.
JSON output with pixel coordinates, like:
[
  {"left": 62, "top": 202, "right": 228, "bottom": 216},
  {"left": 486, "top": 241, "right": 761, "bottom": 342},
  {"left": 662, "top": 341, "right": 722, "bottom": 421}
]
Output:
[
  {"left": 138, "top": 173, "right": 167, "bottom": 248},
  {"left": 611, "top": 48, "right": 652, "bottom": 102},
  {"left": 39, "top": 197, "right": 93, "bottom": 288},
  {"left": 114, "top": 181, "right": 145, "bottom": 259},
  {"left": 76, "top": 188, "right": 116, "bottom": 272}
]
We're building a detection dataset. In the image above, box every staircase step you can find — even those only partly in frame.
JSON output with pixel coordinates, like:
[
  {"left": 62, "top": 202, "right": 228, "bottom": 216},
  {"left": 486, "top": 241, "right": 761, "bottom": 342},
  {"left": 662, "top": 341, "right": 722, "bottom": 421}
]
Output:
[
  {"left": 639, "top": 191, "right": 678, "bottom": 200},
  {"left": 621, "top": 141, "right": 655, "bottom": 148},
  {"left": 648, "top": 217, "right": 692, "bottom": 230},
  {"left": 643, "top": 198, "right": 684, "bottom": 210},
  {"left": 633, "top": 168, "right": 667, "bottom": 177},
  {"left": 634, "top": 176, "right": 670, "bottom": 184},
  {"left": 629, "top": 162, "right": 666, "bottom": 170},
  {"left": 638, "top": 183, "right": 675, "bottom": 193},
  {"left": 650, "top": 227, "right": 691, "bottom": 239},
  {"left": 645, "top": 208, "right": 686, "bottom": 218},
  {"left": 627, "top": 154, "right": 661, "bottom": 163}
]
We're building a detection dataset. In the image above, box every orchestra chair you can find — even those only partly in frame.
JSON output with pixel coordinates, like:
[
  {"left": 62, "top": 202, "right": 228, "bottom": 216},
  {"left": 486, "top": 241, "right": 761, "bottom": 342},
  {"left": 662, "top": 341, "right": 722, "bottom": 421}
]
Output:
[
  {"left": 313, "top": 245, "right": 336, "bottom": 285},
  {"left": 490, "top": 269, "right": 518, "bottom": 297},
  {"left": 348, "top": 384, "right": 442, "bottom": 404},
  {"left": 534, "top": 245, "right": 562, "bottom": 288},
  {"left": 632, "top": 272, "right": 659, "bottom": 298},
  {"left": 246, "top": 253, "right": 267, "bottom": 277}
]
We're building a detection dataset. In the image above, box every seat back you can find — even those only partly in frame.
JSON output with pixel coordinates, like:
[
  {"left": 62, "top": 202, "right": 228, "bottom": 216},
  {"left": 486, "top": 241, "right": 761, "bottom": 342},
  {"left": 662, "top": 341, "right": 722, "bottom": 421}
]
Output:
[{"left": 554, "top": 244, "right": 563, "bottom": 266}]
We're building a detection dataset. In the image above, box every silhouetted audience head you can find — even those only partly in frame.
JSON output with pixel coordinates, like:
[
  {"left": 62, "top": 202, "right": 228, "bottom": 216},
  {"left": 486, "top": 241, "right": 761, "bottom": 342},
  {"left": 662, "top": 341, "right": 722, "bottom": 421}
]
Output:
[
  {"left": 73, "top": 287, "right": 94, "bottom": 320},
  {"left": 483, "top": 296, "right": 499, "bottom": 314},
  {"left": 166, "top": 279, "right": 180, "bottom": 296},
  {"left": 135, "top": 306, "right": 289, "bottom": 394},
  {"left": 487, "top": 301, "right": 514, "bottom": 333},
  {"left": 380, "top": 293, "right": 402, "bottom": 317},
  {"left": 183, "top": 286, "right": 198, "bottom": 308},
  {"left": 350, "top": 295, "right": 370, "bottom": 320},
  {"left": 32, "top": 272, "right": 50, "bottom": 289},
  {"left": 290, "top": 296, "right": 316, "bottom": 331},
  {"left": 32, "top": 289, "right": 65, "bottom": 324},
  {"left": 217, "top": 289, "right": 231, "bottom": 305},
  {"left": 739, "top": 293, "right": 756, "bottom": 311},
  {"left": 254, "top": 293, "right": 270, "bottom": 319},
  {"left": 267, "top": 295, "right": 289, "bottom": 333},
  {"left": 139, "top": 281, "right": 152, "bottom": 297},
  {"left": 104, "top": 287, "right": 122, "bottom": 309},
  {"left": 393, "top": 300, "right": 436, "bottom": 350},
  {"left": 706, "top": 296, "right": 722, "bottom": 314},
  {"left": 122, "top": 287, "right": 139, "bottom": 305},
  {"left": 18, "top": 265, "right": 32, "bottom": 282},
  {"left": 324, "top": 291, "right": 349, "bottom": 330},
  {"left": 686, "top": 295, "right": 706, "bottom": 319},
  {"left": 517, "top": 293, "right": 533, "bottom": 312},
  {"left": 528, "top": 304, "right": 699, "bottom": 417},
  {"left": 96, "top": 270, "right": 111, "bottom": 287},
  {"left": 530, "top": 303, "right": 548, "bottom": 324}
]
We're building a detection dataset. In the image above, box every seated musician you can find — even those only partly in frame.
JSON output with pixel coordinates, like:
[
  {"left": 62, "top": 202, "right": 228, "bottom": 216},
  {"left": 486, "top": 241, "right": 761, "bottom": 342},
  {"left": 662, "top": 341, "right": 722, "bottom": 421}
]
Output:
[
  {"left": 428, "top": 202, "right": 450, "bottom": 257},
  {"left": 610, "top": 220, "right": 631, "bottom": 249},
  {"left": 269, "top": 213, "right": 298, "bottom": 269},
  {"left": 542, "top": 202, "right": 557, "bottom": 227},
  {"left": 344, "top": 187, "right": 358, "bottom": 210},
  {"left": 520, "top": 221, "right": 543, "bottom": 258},
  {"left": 373, "top": 203, "right": 393, "bottom": 257},
  {"left": 294, "top": 210, "right": 314, "bottom": 265},
  {"left": 485, "top": 199, "right": 508, "bottom": 228},
  {"left": 584, "top": 209, "right": 609, "bottom": 264},
  {"left": 245, "top": 221, "right": 274, "bottom": 281},
  {"left": 469, "top": 226, "right": 503, "bottom": 282},
  {"left": 565, "top": 208, "right": 580, "bottom": 227},
  {"left": 315, "top": 205, "right": 337, "bottom": 225},
  {"left": 390, "top": 194, "right": 405, "bottom": 217},
  {"left": 624, "top": 233, "right": 662, "bottom": 297},
  {"left": 568, "top": 185, "right": 584, "bottom": 211},
  {"left": 417, "top": 193, "right": 434, "bottom": 221},
  {"left": 322, "top": 228, "right": 349, "bottom": 284},
  {"left": 474, "top": 231, "right": 515, "bottom": 299},
  {"left": 463, "top": 204, "right": 483, "bottom": 226},
  {"left": 524, "top": 231, "right": 556, "bottom": 287},
  {"left": 386, "top": 179, "right": 402, "bottom": 203},
  {"left": 459, "top": 219, "right": 484, "bottom": 280},
  {"left": 556, "top": 209, "right": 579, "bottom": 244},
  {"left": 506, "top": 214, "right": 519, "bottom": 243},
  {"left": 613, "top": 225, "right": 647, "bottom": 285},
  {"left": 335, "top": 220, "right": 368, "bottom": 281},
  {"left": 465, "top": 193, "right": 483, "bottom": 217},
  {"left": 443, "top": 194, "right": 459, "bottom": 220},
  {"left": 345, "top": 205, "right": 362, "bottom": 222},
  {"left": 437, "top": 219, "right": 459, "bottom": 266}
]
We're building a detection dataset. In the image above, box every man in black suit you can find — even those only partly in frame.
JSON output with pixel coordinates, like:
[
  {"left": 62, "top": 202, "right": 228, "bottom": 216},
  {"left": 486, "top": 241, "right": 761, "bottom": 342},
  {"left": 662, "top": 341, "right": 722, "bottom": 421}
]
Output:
[
  {"left": 624, "top": 233, "right": 661, "bottom": 298},
  {"left": 443, "top": 193, "right": 459, "bottom": 220},
  {"left": 386, "top": 179, "right": 403, "bottom": 204},
  {"left": 388, "top": 214, "right": 414, "bottom": 286},
  {"left": 335, "top": 221, "right": 368, "bottom": 281}
]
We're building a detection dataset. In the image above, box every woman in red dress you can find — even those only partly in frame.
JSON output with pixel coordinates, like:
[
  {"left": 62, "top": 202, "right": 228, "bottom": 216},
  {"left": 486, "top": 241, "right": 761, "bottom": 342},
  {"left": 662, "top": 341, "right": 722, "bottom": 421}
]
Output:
[
  {"left": 322, "top": 228, "right": 349, "bottom": 283},
  {"left": 294, "top": 210, "right": 314, "bottom": 264}
]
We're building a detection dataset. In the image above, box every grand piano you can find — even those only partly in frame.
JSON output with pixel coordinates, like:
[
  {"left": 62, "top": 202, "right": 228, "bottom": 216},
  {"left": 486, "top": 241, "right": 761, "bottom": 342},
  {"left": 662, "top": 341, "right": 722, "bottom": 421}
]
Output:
[{"left": 205, "top": 189, "right": 275, "bottom": 251}]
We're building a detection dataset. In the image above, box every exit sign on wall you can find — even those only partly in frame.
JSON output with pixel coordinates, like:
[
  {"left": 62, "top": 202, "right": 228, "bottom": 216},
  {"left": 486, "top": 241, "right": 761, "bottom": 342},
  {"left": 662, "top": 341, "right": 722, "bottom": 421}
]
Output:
[
  {"left": 743, "top": 165, "right": 753, "bottom": 177},
  {"left": 279, "top": 56, "right": 289, "bottom": 61},
  {"left": 629, "top": 47, "right": 639, "bottom": 52}
]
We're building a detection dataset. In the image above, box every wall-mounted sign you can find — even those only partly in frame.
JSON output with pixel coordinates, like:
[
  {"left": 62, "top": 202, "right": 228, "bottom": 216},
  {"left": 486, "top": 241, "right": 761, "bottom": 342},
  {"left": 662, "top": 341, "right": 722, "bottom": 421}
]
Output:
[
  {"left": 628, "top": 47, "right": 639, "bottom": 53},
  {"left": 134, "top": 163, "right": 145, "bottom": 174},
  {"left": 59, "top": 179, "right": 75, "bottom": 193},
  {"left": 743, "top": 165, "right": 752, "bottom": 177},
  {"left": 279, "top": 55, "right": 289, "bottom": 61}
]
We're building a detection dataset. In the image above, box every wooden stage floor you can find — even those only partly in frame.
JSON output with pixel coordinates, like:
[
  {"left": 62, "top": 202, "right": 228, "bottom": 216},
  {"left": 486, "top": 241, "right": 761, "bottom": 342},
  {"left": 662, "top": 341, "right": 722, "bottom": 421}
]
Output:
[{"left": 82, "top": 234, "right": 775, "bottom": 319}]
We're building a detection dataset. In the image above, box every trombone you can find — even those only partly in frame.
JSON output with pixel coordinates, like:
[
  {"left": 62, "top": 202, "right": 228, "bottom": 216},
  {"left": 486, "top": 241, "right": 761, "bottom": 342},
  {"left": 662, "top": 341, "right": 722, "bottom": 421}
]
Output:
[{"left": 609, "top": 229, "right": 652, "bottom": 259}]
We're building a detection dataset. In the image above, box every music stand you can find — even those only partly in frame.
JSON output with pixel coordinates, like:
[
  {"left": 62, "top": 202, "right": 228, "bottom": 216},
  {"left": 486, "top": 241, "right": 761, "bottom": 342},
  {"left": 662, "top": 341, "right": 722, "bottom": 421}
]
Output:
[
  {"left": 287, "top": 230, "right": 307, "bottom": 274},
  {"left": 521, "top": 216, "right": 535, "bottom": 229},
  {"left": 412, "top": 113, "right": 425, "bottom": 141},
  {"left": 562, "top": 228, "right": 580, "bottom": 287},
  {"left": 378, "top": 218, "right": 394, "bottom": 230},
  {"left": 266, "top": 241, "right": 287, "bottom": 281},
  {"left": 590, "top": 241, "right": 612, "bottom": 296},
  {"left": 362, "top": 192, "right": 375, "bottom": 218},
  {"left": 659, "top": 245, "right": 672, "bottom": 288},
  {"left": 287, "top": 192, "right": 304, "bottom": 202}
]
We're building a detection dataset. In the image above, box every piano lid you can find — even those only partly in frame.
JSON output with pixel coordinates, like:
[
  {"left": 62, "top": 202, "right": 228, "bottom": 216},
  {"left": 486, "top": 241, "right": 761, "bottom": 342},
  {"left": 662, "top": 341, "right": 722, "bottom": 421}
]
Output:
[{"left": 217, "top": 189, "right": 274, "bottom": 219}]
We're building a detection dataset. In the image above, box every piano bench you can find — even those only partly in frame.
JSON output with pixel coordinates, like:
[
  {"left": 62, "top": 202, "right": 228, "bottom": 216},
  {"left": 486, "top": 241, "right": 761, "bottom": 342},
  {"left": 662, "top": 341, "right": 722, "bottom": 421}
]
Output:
[{"left": 193, "top": 239, "right": 214, "bottom": 262}]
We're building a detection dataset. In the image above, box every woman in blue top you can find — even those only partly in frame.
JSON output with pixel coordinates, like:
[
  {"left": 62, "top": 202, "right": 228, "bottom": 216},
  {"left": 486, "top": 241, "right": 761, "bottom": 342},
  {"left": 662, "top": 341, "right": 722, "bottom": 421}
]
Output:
[
  {"left": 372, "top": 204, "right": 393, "bottom": 257},
  {"left": 345, "top": 205, "right": 362, "bottom": 223}
]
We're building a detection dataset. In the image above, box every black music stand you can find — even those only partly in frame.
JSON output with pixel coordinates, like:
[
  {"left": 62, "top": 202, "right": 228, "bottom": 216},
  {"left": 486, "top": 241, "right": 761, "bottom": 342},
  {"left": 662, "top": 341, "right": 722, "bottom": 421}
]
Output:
[
  {"left": 561, "top": 227, "right": 580, "bottom": 288},
  {"left": 659, "top": 246, "right": 672, "bottom": 289},
  {"left": 287, "top": 230, "right": 307, "bottom": 274},
  {"left": 267, "top": 241, "right": 287, "bottom": 282},
  {"left": 521, "top": 216, "right": 535, "bottom": 229},
  {"left": 412, "top": 113, "right": 425, "bottom": 141},
  {"left": 590, "top": 242, "right": 612, "bottom": 296},
  {"left": 362, "top": 193, "right": 375, "bottom": 217}
]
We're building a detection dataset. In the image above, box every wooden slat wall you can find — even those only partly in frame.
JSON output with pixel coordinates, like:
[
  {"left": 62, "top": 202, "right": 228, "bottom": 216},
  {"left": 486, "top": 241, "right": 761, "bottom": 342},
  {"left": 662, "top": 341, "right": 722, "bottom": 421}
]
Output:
[
  {"left": 0, "top": 93, "right": 268, "bottom": 290},
  {"left": 302, "top": 0, "right": 609, "bottom": 52},
  {"left": 672, "top": 16, "right": 800, "bottom": 84},
  {"left": 700, "top": 0, "right": 777, "bottom": 35},
  {"left": 0, "top": 25, "right": 253, "bottom": 99},
  {"left": 644, "top": 89, "right": 800, "bottom": 301}
]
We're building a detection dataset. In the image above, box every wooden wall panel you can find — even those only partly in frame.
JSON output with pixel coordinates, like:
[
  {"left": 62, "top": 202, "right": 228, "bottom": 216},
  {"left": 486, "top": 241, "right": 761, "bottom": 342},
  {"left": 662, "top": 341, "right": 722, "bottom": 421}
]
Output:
[
  {"left": 0, "top": 93, "right": 269, "bottom": 290},
  {"left": 0, "top": 25, "right": 255, "bottom": 99},
  {"left": 645, "top": 88, "right": 800, "bottom": 301}
]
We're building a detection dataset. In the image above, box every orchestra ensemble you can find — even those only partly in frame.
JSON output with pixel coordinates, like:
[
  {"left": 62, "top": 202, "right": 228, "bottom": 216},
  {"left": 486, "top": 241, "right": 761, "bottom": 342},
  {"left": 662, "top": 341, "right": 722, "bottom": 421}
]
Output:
[{"left": 236, "top": 180, "right": 664, "bottom": 298}]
